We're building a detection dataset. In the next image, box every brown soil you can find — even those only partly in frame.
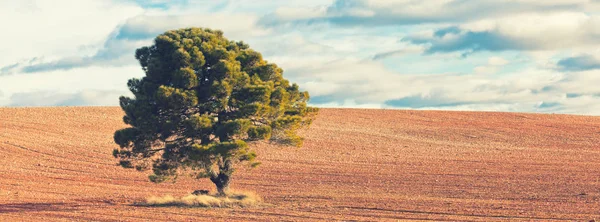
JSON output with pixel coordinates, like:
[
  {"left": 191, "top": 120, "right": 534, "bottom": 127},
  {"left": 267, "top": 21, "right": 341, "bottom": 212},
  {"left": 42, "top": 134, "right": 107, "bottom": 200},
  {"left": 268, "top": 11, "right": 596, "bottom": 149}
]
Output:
[{"left": 0, "top": 107, "right": 599, "bottom": 221}]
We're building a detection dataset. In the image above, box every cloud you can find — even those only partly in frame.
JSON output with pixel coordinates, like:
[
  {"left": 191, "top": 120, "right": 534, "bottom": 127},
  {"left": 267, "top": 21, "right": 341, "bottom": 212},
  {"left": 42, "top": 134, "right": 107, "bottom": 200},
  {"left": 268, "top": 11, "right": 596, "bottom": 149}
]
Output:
[
  {"left": 2, "top": 11, "right": 268, "bottom": 75},
  {"left": 2, "top": 37, "right": 146, "bottom": 75},
  {"left": 116, "top": 13, "right": 267, "bottom": 41},
  {"left": 384, "top": 91, "right": 467, "bottom": 108},
  {"left": 405, "top": 29, "right": 528, "bottom": 54},
  {"left": 260, "top": 0, "right": 598, "bottom": 27},
  {"left": 250, "top": 34, "right": 334, "bottom": 57},
  {"left": 488, "top": 57, "right": 509, "bottom": 66},
  {"left": 0, "top": 38, "right": 145, "bottom": 75},
  {"left": 0, "top": 63, "right": 20, "bottom": 75},
  {"left": 284, "top": 59, "right": 414, "bottom": 105},
  {"left": 285, "top": 56, "right": 600, "bottom": 114},
  {"left": 372, "top": 45, "right": 424, "bottom": 60},
  {"left": 0, "top": 65, "right": 144, "bottom": 106},
  {"left": 289, "top": 57, "right": 557, "bottom": 106},
  {"left": 403, "top": 12, "right": 600, "bottom": 54},
  {"left": 541, "top": 70, "right": 600, "bottom": 95},
  {"left": 2, "top": 0, "right": 600, "bottom": 115},
  {"left": 0, "top": 1, "right": 143, "bottom": 66},
  {"left": 130, "top": 0, "right": 189, "bottom": 10},
  {"left": 474, "top": 56, "right": 510, "bottom": 74},
  {"left": 557, "top": 54, "right": 600, "bottom": 71},
  {"left": 8, "top": 90, "right": 130, "bottom": 107}
]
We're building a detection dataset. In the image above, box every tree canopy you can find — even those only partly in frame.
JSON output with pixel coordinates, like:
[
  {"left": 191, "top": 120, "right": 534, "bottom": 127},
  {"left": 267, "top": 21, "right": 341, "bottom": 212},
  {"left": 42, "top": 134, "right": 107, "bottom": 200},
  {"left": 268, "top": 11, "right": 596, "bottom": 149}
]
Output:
[{"left": 113, "top": 27, "right": 317, "bottom": 194}]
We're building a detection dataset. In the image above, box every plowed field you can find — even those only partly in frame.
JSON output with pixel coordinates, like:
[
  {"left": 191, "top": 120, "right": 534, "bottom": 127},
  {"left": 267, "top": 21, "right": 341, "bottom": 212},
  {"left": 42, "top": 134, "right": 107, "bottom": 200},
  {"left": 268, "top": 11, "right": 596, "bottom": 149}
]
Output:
[{"left": 1, "top": 107, "right": 599, "bottom": 221}]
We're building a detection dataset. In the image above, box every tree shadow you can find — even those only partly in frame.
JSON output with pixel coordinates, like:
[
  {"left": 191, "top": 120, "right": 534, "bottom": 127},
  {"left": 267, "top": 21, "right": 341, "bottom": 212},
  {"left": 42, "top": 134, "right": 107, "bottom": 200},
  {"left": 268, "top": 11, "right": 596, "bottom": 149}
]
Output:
[{"left": 0, "top": 202, "right": 80, "bottom": 214}]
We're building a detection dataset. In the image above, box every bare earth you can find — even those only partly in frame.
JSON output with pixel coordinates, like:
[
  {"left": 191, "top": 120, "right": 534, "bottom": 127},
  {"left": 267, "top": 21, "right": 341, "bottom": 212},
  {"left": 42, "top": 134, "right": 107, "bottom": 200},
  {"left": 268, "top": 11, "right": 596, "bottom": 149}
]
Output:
[{"left": 0, "top": 107, "right": 599, "bottom": 221}]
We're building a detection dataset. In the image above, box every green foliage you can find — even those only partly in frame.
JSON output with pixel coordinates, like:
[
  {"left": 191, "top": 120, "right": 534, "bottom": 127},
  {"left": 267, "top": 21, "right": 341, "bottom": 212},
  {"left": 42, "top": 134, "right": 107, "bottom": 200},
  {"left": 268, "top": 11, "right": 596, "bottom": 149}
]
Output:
[
  {"left": 250, "top": 162, "right": 262, "bottom": 168},
  {"left": 114, "top": 128, "right": 141, "bottom": 148},
  {"left": 149, "top": 174, "right": 167, "bottom": 183},
  {"left": 172, "top": 68, "right": 199, "bottom": 89},
  {"left": 113, "top": 27, "right": 317, "bottom": 193},
  {"left": 119, "top": 160, "right": 134, "bottom": 169},
  {"left": 247, "top": 126, "right": 272, "bottom": 140}
]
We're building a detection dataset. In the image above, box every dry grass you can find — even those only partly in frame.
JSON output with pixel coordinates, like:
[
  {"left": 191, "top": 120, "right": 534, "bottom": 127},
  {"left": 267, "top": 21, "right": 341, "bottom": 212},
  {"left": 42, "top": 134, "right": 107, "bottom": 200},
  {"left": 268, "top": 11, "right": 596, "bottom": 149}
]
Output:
[{"left": 142, "top": 190, "right": 262, "bottom": 208}]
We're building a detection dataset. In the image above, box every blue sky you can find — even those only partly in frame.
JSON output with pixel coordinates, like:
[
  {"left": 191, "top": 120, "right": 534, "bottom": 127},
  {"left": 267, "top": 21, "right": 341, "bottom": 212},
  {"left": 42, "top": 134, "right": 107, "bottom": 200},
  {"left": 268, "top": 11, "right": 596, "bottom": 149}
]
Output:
[{"left": 1, "top": 0, "right": 600, "bottom": 115}]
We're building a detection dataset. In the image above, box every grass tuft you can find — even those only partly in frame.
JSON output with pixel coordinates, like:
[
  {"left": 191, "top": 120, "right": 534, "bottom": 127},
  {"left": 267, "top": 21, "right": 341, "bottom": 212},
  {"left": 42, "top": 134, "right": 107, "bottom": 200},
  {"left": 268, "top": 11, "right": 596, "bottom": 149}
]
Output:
[{"left": 140, "top": 190, "right": 262, "bottom": 208}]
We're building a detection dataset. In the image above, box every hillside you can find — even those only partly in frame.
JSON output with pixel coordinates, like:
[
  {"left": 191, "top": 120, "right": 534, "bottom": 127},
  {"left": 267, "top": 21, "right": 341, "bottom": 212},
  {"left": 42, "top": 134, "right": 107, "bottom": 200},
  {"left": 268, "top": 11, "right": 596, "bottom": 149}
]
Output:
[{"left": 1, "top": 107, "right": 599, "bottom": 221}]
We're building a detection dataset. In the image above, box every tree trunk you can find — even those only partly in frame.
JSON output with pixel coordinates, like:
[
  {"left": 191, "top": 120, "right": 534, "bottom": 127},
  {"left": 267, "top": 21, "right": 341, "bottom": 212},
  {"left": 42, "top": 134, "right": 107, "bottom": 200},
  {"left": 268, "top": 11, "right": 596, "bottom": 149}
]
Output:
[
  {"left": 211, "top": 172, "right": 230, "bottom": 196},
  {"left": 210, "top": 158, "right": 233, "bottom": 196}
]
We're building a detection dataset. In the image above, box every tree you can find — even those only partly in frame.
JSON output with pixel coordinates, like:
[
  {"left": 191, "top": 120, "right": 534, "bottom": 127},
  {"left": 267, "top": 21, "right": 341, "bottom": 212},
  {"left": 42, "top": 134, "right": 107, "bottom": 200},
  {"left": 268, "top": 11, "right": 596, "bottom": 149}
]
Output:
[{"left": 113, "top": 28, "right": 317, "bottom": 195}]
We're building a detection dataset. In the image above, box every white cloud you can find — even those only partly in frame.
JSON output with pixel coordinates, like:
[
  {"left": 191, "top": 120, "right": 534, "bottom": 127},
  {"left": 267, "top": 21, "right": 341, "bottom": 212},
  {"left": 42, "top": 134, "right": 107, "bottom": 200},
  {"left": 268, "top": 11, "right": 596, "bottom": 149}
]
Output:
[
  {"left": 547, "top": 70, "right": 600, "bottom": 95},
  {"left": 317, "top": 99, "right": 385, "bottom": 109},
  {"left": 488, "top": 57, "right": 509, "bottom": 66},
  {"left": 474, "top": 66, "right": 498, "bottom": 75},
  {"left": 291, "top": 57, "right": 600, "bottom": 115},
  {"left": 1, "top": 4, "right": 273, "bottom": 75},
  {"left": 0, "top": 0, "right": 143, "bottom": 65},
  {"left": 8, "top": 89, "right": 130, "bottom": 107},
  {"left": 554, "top": 96, "right": 600, "bottom": 115},
  {"left": 372, "top": 45, "right": 425, "bottom": 60},
  {"left": 463, "top": 12, "right": 598, "bottom": 49},
  {"left": 0, "top": 65, "right": 144, "bottom": 106},
  {"left": 262, "top": 0, "right": 599, "bottom": 27},
  {"left": 474, "top": 56, "right": 510, "bottom": 74},
  {"left": 250, "top": 33, "right": 333, "bottom": 58},
  {"left": 119, "top": 13, "right": 269, "bottom": 41},
  {"left": 273, "top": 6, "right": 328, "bottom": 20},
  {"left": 403, "top": 12, "right": 600, "bottom": 56}
]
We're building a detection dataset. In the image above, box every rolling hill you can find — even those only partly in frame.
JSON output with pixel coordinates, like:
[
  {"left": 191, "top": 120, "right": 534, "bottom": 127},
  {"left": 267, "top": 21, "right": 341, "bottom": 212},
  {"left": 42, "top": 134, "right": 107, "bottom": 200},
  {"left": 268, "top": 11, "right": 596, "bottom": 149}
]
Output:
[{"left": 1, "top": 107, "right": 599, "bottom": 221}]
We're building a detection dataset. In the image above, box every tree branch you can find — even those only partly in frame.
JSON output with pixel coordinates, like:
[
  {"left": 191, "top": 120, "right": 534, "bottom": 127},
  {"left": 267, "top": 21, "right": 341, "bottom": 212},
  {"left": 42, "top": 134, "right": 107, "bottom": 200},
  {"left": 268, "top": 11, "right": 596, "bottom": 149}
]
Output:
[{"left": 147, "top": 148, "right": 166, "bottom": 154}]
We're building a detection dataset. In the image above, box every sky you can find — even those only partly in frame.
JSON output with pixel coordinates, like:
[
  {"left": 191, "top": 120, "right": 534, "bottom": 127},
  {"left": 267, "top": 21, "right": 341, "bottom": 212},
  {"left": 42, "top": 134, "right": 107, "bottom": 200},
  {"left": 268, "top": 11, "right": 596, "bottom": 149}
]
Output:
[{"left": 1, "top": 0, "right": 600, "bottom": 115}]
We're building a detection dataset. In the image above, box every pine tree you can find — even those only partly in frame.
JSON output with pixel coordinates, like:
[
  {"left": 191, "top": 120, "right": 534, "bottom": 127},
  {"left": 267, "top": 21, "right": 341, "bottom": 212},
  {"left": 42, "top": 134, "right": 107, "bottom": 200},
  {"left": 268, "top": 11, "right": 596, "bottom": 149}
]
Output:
[{"left": 113, "top": 28, "right": 317, "bottom": 195}]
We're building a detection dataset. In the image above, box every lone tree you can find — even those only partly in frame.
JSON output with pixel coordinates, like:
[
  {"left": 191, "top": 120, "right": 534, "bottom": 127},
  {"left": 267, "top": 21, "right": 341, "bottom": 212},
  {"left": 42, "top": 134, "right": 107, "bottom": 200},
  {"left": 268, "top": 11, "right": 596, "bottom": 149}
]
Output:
[{"left": 113, "top": 28, "right": 316, "bottom": 195}]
